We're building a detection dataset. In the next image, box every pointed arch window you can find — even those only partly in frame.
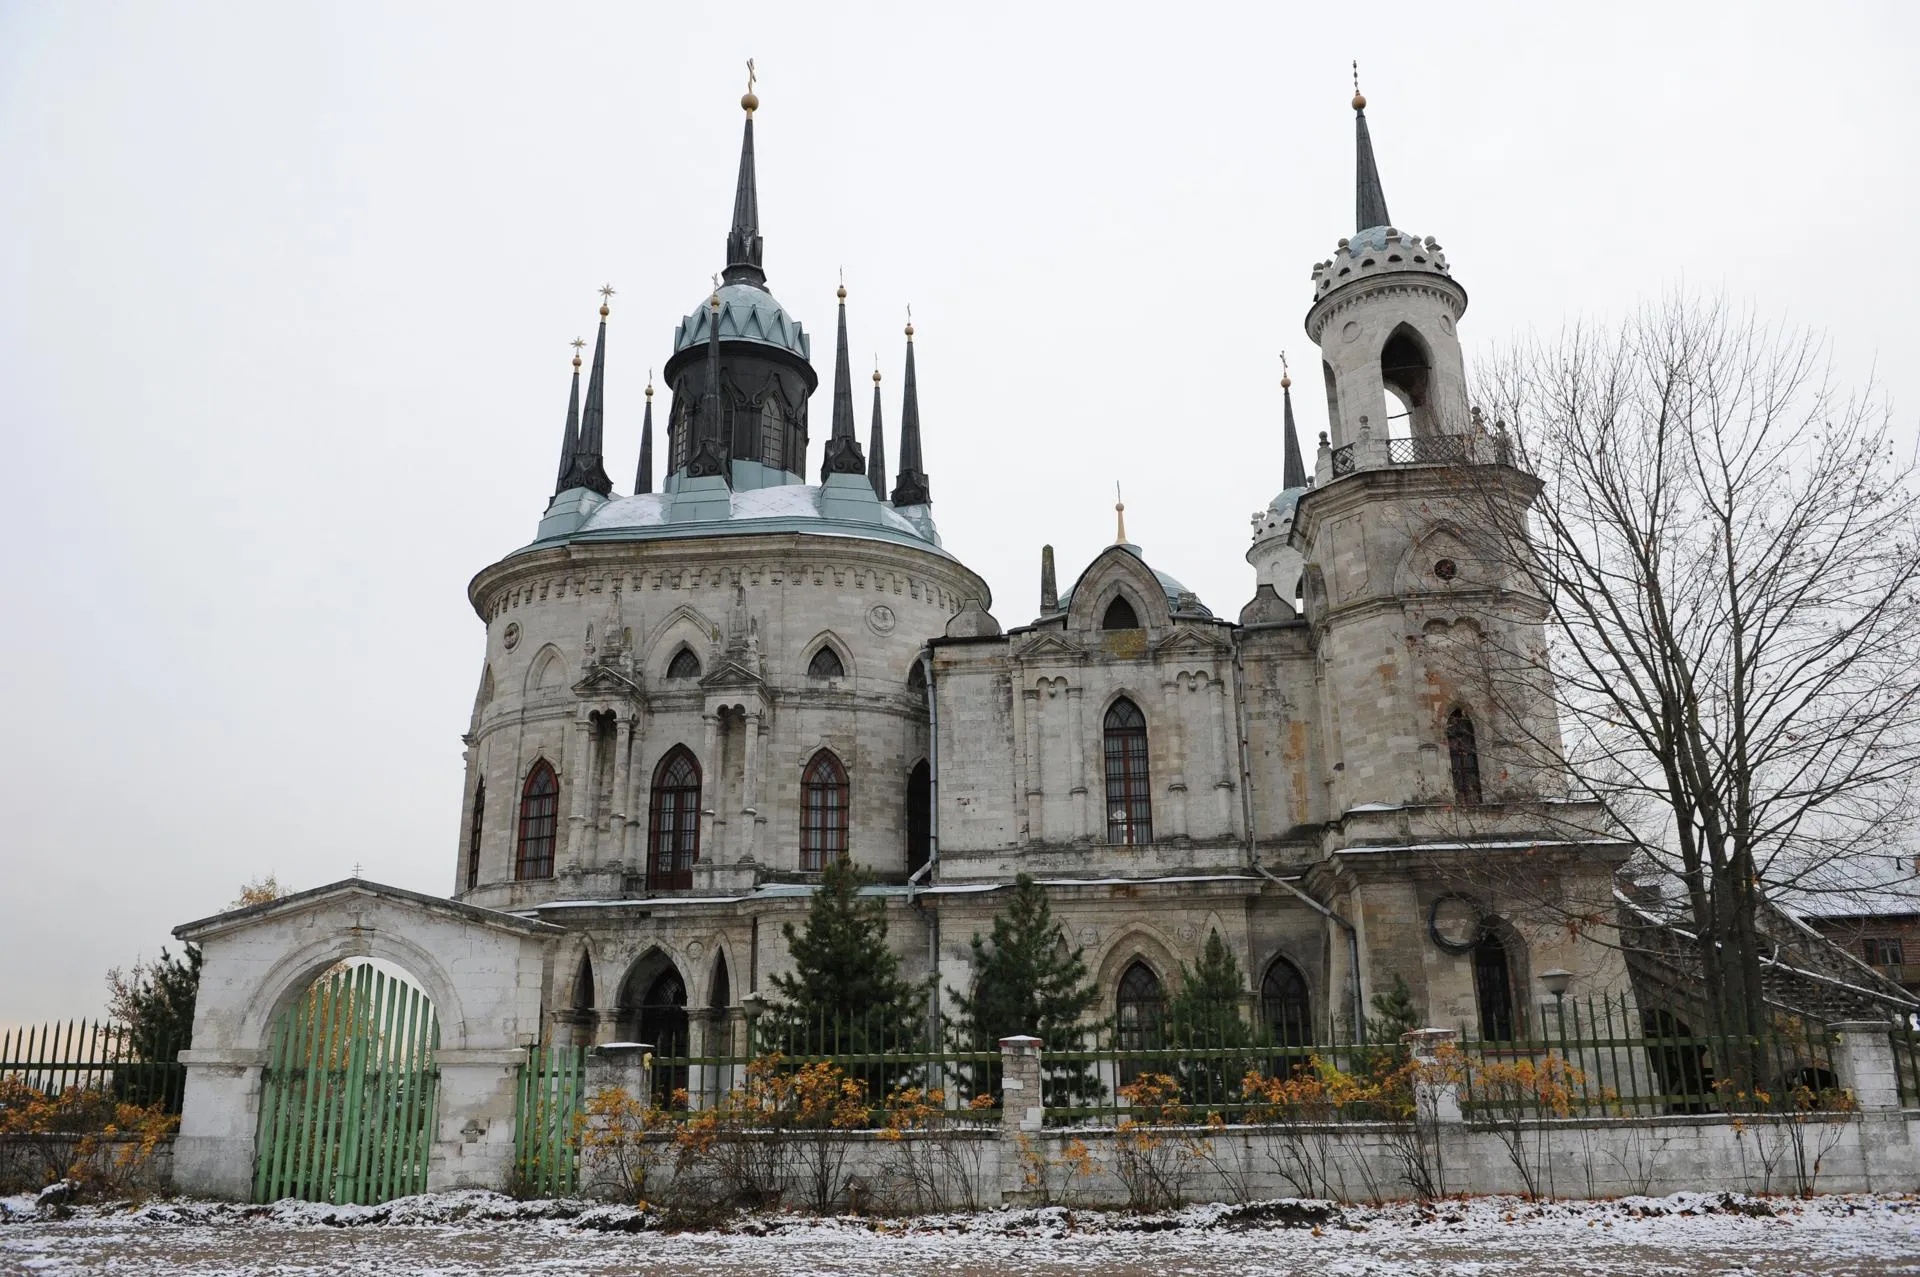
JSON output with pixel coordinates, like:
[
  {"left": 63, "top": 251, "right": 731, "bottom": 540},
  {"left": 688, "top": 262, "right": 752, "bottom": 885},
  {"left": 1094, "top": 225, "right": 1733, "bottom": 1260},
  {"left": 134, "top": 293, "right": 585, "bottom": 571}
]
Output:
[
  {"left": 1260, "top": 958, "right": 1312, "bottom": 1050},
  {"left": 808, "top": 646, "right": 845, "bottom": 679},
  {"left": 800, "top": 749, "right": 850, "bottom": 871},
  {"left": 1116, "top": 961, "right": 1164, "bottom": 1085},
  {"left": 905, "top": 760, "right": 931, "bottom": 876},
  {"left": 647, "top": 747, "right": 701, "bottom": 890},
  {"left": 1104, "top": 698, "right": 1152, "bottom": 845},
  {"left": 640, "top": 966, "right": 689, "bottom": 1102},
  {"left": 466, "top": 780, "right": 485, "bottom": 890},
  {"left": 666, "top": 647, "right": 702, "bottom": 680},
  {"left": 1447, "top": 708, "right": 1482, "bottom": 804},
  {"left": 1474, "top": 932, "right": 1517, "bottom": 1042},
  {"left": 515, "top": 762, "right": 558, "bottom": 881},
  {"left": 1102, "top": 596, "right": 1141, "bottom": 631}
]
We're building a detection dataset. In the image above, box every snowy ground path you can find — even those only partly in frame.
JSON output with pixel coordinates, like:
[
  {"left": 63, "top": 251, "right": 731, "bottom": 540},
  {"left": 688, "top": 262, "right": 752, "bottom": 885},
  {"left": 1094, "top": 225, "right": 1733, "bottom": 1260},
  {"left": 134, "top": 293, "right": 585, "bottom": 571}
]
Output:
[{"left": 4, "top": 1191, "right": 1918, "bottom": 1275}]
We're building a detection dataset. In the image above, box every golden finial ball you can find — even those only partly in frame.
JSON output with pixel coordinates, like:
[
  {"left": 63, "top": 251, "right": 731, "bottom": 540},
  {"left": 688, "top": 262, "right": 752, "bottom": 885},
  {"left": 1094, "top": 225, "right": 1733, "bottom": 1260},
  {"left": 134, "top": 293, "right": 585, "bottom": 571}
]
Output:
[
  {"left": 872, "top": 369, "right": 882, "bottom": 384},
  {"left": 645, "top": 383, "right": 654, "bottom": 398},
  {"left": 1281, "top": 374, "right": 1292, "bottom": 389},
  {"left": 741, "top": 92, "right": 759, "bottom": 113},
  {"left": 836, "top": 284, "right": 847, "bottom": 300},
  {"left": 573, "top": 355, "right": 582, "bottom": 369},
  {"left": 904, "top": 321, "right": 915, "bottom": 338},
  {"left": 1352, "top": 92, "right": 1366, "bottom": 110},
  {"left": 599, "top": 303, "right": 610, "bottom": 318}
]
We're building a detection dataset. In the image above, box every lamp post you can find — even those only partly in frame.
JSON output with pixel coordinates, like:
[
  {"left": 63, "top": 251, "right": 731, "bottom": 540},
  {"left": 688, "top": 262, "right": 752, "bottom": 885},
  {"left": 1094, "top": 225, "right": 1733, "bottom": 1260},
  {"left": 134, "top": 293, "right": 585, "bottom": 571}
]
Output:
[{"left": 1538, "top": 968, "right": 1573, "bottom": 1049}]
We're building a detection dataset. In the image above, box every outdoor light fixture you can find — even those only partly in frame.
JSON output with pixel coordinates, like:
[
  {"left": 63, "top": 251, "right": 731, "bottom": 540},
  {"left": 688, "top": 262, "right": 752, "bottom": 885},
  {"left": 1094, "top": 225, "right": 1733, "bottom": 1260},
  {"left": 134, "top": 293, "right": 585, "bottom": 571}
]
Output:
[{"left": 1539, "top": 968, "right": 1574, "bottom": 1001}]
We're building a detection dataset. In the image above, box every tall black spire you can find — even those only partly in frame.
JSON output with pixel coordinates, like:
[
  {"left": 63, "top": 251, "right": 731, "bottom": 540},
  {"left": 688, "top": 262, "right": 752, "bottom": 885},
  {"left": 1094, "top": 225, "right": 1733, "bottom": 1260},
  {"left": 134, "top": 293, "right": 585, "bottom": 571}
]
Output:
[
  {"left": 554, "top": 340, "right": 583, "bottom": 494},
  {"left": 635, "top": 374, "right": 655, "bottom": 495},
  {"left": 1352, "top": 65, "right": 1391, "bottom": 232},
  {"left": 822, "top": 284, "right": 867, "bottom": 478},
  {"left": 560, "top": 289, "right": 615, "bottom": 494},
  {"left": 687, "top": 287, "right": 729, "bottom": 479},
  {"left": 890, "top": 314, "right": 930, "bottom": 506},
  {"left": 867, "top": 364, "right": 888, "bottom": 499},
  {"left": 724, "top": 62, "right": 766, "bottom": 288},
  {"left": 1281, "top": 354, "right": 1307, "bottom": 490}
]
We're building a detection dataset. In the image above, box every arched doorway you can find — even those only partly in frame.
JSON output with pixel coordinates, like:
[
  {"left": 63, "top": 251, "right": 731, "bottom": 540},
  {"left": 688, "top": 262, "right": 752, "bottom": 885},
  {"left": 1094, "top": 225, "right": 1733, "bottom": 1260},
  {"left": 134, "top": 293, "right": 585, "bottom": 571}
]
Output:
[
  {"left": 619, "top": 955, "right": 689, "bottom": 1105},
  {"left": 253, "top": 962, "right": 439, "bottom": 1204}
]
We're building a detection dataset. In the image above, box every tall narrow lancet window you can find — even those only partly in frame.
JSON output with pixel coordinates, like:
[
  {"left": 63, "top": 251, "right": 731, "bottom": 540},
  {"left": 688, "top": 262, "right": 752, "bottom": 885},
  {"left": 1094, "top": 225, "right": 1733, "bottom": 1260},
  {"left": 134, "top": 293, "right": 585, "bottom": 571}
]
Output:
[
  {"left": 1104, "top": 698, "right": 1153, "bottom": 845},
  {"left": 647, "top": 747, "right": 701, "bottom": 890},
  {"left": 466, "top": 780, "right": 485, "bottom": 890},
  {"left": 1446, "top": 708, "right": 1482, "bottom": 804},
  {"left": 1261, "top": 959, "right": 1313, "bottom": 1051},
  {"left": 1116, "top": 961, "right": 1164, "bottom": 1085},
  {"left": 514, "top": 762, "right": 558, "bottom": 880},
  {"left": 1474, "top": 932, "right": 1517, "bottom": 1042},
  {"left": 667, "top": 647, "right": 702, "bottom": 680},
  {"left": 800, "top": 750, "right": 850, "bottom": 871},
  {"left": 807, "top": 646, "right": 845, "bottom": 679},
  {"left": 905, "top": 760, "right": 932, "bottom": 876},
  {"left": 1102, "top": 596, "right": 1141, "bottom": 631}
]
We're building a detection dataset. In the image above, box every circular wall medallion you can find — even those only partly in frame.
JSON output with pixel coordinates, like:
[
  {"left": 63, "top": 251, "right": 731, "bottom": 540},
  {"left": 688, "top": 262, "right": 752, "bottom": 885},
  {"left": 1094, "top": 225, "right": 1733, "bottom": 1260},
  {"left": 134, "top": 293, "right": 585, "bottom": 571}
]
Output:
[
  {"left": 867, "top": 603, "right": 897, "bottom": 636},
  {"left": 686, "top": 939, "right": 705, "bottom": 958},
  {"left": 1438, "top": 314, "right": 1455, "bottom": 335},
  {"left": 1340, "top": 320, "right": 1362, "bottom": 344},
  {"left": 1429, "top": 894, "right": 1485, "bottom": 953},
  {"left": 1433, "top": 558, "right": 1458, "bottom": 581},
  {"left": 502, "top": 621, "right": 522, "bottom": 651}
]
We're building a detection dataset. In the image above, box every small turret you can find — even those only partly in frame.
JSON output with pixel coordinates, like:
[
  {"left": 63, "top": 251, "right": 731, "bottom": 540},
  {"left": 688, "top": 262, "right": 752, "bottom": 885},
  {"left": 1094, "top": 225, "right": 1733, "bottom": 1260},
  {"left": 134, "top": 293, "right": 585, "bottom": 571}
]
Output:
[
  {"left": 553, "top": 340, "right": 583, "bottom": 495},
  {"left": 821, "top": 284, "right": 868, "bottom": 478},
  {"left": 558, "top": 288, "right": 615, "bottom": 496},
  {"left": 867, "top": 364, "right": 888, "bottom": 500}
]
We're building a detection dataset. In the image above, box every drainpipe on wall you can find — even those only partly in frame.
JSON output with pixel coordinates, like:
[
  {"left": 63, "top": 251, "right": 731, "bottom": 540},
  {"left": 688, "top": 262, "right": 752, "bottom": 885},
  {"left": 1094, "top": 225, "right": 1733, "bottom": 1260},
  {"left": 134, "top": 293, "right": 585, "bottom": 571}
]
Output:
[
  {"left": 906, "top": 648, "right": 940, "bottom": 1050},
  {"left": 1234, "top": 636, "right": 1366, "bottom": 1043}
]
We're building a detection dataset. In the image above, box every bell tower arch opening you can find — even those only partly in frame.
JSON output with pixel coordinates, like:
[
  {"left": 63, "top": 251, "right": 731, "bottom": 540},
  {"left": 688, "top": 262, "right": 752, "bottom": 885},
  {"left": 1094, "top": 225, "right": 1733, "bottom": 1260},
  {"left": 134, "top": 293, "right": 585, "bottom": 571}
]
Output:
[{"left": 1380, "top": 324, "right": 1434, "bottom": 438}]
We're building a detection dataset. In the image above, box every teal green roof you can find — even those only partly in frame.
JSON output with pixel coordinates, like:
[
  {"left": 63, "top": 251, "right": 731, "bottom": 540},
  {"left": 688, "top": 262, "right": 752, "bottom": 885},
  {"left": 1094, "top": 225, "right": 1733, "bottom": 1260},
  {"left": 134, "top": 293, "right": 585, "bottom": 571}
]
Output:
[{"left": 672, "top": 283, "right": 810, "bottom": 362}]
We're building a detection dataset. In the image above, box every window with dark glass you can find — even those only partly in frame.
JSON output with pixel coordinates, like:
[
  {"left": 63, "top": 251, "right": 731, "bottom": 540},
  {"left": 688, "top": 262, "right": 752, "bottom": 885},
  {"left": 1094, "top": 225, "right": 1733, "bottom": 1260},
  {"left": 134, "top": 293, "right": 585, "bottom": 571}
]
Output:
[
  {"left": 639, "top": 967, "right": 689, "bottom": 1103},
  {"left": 666, "top": 647, "right": 702, "bottom": 680},
  {"left": 1447, "top": 708, "right": 1482, "bottom": 803},
  {"left": 647, "top": 747, "right": 701, "bottom": 890},
  {"left": 905, "top": 760, "right": 932, "bottom": 877},
  {"left": 1104, "top": 698, "right": 1152, "bottom": 845},
  {"left": 1116, "top": 961, "right": 1164, "bottom": 1086},
  {"left": 1474, "top": 932, "right": 1516, "bottom": 1041},
  {"left": 1102, "top": 596, "right": 1141, "bottom": 630},
  {"left": 466, "top": 780, "right": 485, "bottom": 889},
  {"left": 800, "top": 750, "right": 850, "bottom": 871},
  {"left": 1261, "top": 959, "right": 1312, "bottom": 1049},
  {"left": 808, "top": 646, "right": 845, "bottom": 679},
  {"left": 515, "top": 762, "right": 558, "bottom": 880},
  {"left": 1865, "top": 937, "right": 1906, "bottom": 967}
]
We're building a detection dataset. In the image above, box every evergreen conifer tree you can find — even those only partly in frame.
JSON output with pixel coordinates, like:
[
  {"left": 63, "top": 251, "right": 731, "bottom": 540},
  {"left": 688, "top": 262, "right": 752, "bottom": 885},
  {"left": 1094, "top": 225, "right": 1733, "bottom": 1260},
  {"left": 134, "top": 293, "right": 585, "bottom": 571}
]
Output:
[
  {"left": 947, "top": 874, "right": 1105, "bottom": 1105},
  {"left": 762, "top": 857, "right": 928, "bottom": 1089},
  {"left": 1163, "top": 930, "right": 1254, "bottom": 1108}
]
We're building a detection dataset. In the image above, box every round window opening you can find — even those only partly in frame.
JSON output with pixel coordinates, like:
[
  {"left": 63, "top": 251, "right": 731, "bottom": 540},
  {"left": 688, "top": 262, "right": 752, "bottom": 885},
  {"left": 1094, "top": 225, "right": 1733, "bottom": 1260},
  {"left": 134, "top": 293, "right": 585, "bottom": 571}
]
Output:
[{"left": 1433, "top": 558, "right": 1458, "bottom": 581}]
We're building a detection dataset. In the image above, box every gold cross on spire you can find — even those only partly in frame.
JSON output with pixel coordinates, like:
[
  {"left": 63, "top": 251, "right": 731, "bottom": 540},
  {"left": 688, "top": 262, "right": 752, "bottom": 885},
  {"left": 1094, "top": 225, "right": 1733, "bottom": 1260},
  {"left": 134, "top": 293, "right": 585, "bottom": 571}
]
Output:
[
  {"left": 1280, "top": 350, "right": 1292, "bottom": 389},
  {"left": 746, "top": 58, "right": 756, "bottom": 95},
  {"left": 1352, "top": 60, "right": 1366, "bottom": 110}
]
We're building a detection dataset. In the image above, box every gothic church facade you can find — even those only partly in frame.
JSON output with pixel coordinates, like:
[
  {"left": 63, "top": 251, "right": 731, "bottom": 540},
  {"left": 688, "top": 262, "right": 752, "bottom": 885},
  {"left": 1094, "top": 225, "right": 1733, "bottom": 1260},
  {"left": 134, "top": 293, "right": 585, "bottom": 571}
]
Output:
[{"left": 453, "top": 81, "right": 1632, "bottom": 1058}]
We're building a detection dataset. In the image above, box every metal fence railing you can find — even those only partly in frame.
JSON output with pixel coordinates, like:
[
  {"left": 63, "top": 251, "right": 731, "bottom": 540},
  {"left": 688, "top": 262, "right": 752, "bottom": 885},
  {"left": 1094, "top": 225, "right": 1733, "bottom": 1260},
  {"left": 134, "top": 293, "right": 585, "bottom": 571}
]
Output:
[
  {"left": 510, "top": 997, "right": 1875, "bottom": 1184},
  {"left": 0, "top": 1021, "right": 186, "bottom": 1112}
]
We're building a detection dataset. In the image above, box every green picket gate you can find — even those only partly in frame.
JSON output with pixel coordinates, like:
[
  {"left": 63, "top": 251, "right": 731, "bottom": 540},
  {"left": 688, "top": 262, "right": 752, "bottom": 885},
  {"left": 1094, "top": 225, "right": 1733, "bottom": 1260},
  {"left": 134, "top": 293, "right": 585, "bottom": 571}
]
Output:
[{"left": 253, "top": 963, "right": 440, "bottom": 1203}]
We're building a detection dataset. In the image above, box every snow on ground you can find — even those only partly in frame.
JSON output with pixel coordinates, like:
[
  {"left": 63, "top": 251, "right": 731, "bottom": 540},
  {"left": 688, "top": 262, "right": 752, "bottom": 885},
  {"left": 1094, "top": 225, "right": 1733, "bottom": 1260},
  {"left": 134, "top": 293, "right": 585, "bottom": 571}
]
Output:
[{"left": 2, "top": 1191, "right": 1918, "bottom": 1276}]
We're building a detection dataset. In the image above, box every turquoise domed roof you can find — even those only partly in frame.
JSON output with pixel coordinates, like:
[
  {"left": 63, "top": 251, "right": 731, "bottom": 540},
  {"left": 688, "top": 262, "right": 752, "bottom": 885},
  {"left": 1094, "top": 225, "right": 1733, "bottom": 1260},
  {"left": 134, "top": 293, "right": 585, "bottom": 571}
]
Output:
[{"left": 672, "top": 282, "right": 811, "bottom": 362}]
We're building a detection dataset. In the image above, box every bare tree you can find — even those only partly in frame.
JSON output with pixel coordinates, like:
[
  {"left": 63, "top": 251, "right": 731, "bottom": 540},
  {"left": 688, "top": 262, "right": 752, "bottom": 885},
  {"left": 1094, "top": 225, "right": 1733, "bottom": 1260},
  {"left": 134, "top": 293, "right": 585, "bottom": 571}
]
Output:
[{"left": 1460, "top": 295, "right": 1920, "bottom": 1061}]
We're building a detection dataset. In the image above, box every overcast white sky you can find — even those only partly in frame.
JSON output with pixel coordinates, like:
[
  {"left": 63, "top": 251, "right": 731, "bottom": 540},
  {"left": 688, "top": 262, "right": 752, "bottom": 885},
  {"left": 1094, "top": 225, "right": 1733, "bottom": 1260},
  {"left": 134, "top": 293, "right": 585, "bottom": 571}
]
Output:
[{"left": 1, "top": 1, "right": 1915, "bottom": 1025}]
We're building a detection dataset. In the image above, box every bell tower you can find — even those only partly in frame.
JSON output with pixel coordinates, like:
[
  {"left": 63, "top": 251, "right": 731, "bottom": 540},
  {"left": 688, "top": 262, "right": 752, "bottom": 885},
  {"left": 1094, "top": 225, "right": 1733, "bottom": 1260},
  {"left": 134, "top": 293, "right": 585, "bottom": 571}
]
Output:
[{"left": 1307, "top": 83, "right": 1470, "bottom": 447}]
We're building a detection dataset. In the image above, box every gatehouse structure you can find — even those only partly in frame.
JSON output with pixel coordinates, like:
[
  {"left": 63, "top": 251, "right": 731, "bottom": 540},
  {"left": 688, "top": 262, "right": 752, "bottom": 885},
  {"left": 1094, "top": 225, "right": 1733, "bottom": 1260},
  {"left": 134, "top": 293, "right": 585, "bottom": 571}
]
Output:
[{"left": 172, "top": 78, "right": 1665, "bottom": 1198}]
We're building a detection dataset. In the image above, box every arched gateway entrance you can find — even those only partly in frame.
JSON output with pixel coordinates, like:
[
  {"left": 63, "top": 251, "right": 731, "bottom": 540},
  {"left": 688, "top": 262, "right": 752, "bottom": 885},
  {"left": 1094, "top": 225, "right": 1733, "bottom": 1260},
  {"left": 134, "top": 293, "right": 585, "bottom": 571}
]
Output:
[
  {"left": 253, "top": 963, "right": 440, "bottom": 1203},
  {"left": 171, "top": 879, "right": 559, "bottom": 1203}
]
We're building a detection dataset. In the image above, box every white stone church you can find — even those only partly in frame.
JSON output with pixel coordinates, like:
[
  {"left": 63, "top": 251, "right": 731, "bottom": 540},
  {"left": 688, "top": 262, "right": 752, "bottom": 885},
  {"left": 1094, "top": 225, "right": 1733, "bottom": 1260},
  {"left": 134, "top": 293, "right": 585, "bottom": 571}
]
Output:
[{"left": 447, "top": 81, "right": 1635, "bottom": 1063}]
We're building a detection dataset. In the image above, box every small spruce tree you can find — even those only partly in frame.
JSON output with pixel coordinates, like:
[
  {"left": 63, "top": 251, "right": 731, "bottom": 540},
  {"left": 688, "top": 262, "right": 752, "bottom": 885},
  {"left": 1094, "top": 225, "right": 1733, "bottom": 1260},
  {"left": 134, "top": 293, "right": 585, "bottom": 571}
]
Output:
[
  {"left": 761, "top": 857, "right": 928, "bottom": 1090},
  {"left": 947, "top": 874, "right": 1105, "bottom": 1105},
  {"left": 1163, "top": 930, "right": 1254, "bottom": 1108}
]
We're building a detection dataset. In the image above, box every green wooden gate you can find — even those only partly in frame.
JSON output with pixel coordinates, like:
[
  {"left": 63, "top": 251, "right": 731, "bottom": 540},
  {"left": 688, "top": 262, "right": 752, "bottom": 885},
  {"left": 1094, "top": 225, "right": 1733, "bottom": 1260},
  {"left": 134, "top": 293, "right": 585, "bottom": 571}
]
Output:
[{"left": 253, "top": 964, "right": 440, "bottom": 1203}]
